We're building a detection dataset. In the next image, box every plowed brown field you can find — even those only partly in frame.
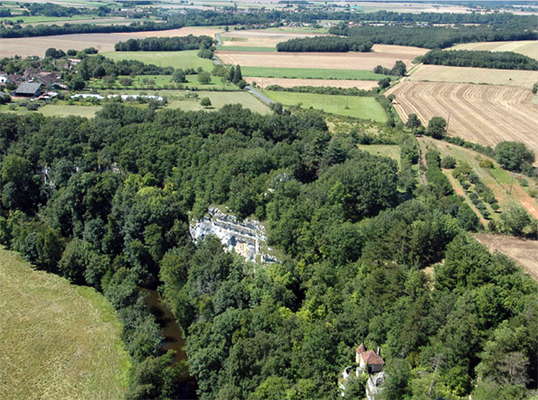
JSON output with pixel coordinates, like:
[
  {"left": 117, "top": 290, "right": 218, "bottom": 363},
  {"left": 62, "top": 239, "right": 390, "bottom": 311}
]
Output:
[
  {"left": 216, "top": 44, "right": 427, "bottom": 70},
  {"left": 388, "top": 81, "right": 538, "bottom": 157}
]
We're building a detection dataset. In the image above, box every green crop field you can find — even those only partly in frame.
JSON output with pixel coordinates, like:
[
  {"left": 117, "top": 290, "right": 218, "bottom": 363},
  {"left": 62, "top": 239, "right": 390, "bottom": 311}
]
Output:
[
  {"left": 263, "top": 90, "right": 387, "bottom": 122},
  {"left": 102, "top": 50, "right": 214, "bottom": 70},
  {"left": 241, "top": 66, "right": 389, "bottom": 81},
  {"left": 0, "top": 247, "right": 130, "bottom": 400}
]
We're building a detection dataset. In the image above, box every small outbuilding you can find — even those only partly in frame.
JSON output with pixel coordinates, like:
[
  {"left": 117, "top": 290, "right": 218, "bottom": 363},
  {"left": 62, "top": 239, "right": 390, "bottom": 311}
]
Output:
[{"left": 14, "top": 82, "right": 42, "bottom": 97}]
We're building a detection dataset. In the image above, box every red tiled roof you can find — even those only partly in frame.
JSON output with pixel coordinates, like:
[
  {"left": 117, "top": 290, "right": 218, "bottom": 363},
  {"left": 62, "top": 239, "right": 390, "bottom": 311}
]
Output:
[{"left": 361, "top": 350, "right": 384, "bottom": 365}]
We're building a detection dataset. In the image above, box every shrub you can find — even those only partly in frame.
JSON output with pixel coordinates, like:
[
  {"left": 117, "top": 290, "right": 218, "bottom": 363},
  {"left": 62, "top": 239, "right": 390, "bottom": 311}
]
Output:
[
  {"left": 200, "top": 97, "right": 211, "bottom": 107},
  {"left": 479, "top": 159, "right": 494, "bottom": 169},
  {"left": 495, "top": 141, "right": 535, "bottom": 172},
  {"left": 197, "top": 72, "right": 211, "bottom": 85},
  {"left": 441, "top": 156, "right": 456, "bottom": 169}
]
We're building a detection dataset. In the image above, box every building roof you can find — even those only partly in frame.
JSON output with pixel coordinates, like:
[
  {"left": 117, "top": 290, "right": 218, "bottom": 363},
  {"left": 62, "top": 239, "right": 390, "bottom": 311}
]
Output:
[
  {"left": 15, "top": 82, "right": 42, "bottom": 95},
  {"left": 356, "top": 344, "right": 384, "bottom": 365},
  {"left": 361, "top": 350, "right": 384, "bottom": 365}
]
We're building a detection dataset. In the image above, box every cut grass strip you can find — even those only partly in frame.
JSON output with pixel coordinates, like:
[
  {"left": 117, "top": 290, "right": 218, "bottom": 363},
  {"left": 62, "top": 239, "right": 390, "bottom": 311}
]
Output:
[{"left": 242, "top": 66, "right": 390, "bottom": 81}]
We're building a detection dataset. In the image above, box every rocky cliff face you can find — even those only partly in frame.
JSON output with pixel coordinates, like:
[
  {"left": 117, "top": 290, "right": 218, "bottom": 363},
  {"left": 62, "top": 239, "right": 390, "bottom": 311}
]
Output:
[{"left": 189, "top": 207, "right": 278, "bottom": 264}]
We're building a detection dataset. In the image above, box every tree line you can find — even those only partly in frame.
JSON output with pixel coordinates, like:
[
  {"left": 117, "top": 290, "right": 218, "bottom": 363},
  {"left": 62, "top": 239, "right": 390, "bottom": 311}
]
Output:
[
  {"left": 114, "top": 35, "right": 215, "bottom": 52},
  {"left": 276, "top": 36, "right": 372, "bottom": 52},
  {"left": 420, "top": 49, "right": 538, "bottom": 70},
  {"left": 329, "top": 23, "right": 538, "bottom": 49},
  {"left": 24, "top": 2, "right": 81, "bottom": 17}
]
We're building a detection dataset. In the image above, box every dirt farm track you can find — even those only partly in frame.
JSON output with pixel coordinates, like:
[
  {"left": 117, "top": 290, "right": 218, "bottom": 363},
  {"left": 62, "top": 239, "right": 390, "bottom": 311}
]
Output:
[{"left": 388, "top": 81, "right": 538, "bottom": 157}]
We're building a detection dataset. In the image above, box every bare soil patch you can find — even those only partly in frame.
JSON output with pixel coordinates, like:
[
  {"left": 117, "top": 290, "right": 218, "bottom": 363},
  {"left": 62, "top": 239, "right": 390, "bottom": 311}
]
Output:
[
  {"left": 246, "top": 77, "right": 378, "bottom": 89},
  {"left": 217, "top": 44, "right": 427, "bottom": 70},
  {"left": 475, "top": 233, "right": 538, "bottom": 281},
  {"left": 388, "top": 81, "right": 538, "bottom": 159},
  {"left": 408, "top": 64, "right": 538, "bottom": 89},
  {"left": 0, "top": 27, "right": 221, "bottom": 57}
]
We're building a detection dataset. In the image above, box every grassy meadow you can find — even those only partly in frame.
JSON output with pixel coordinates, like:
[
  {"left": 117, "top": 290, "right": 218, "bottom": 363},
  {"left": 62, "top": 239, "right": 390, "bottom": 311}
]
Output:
[
  {"left": 219, "top": 46, "right": 276, "bottom": 52},
  {"left": 263, "top": 90, "right": 387, "bottom": 122},
  {"left": 242, "top": 66, "right": 389, "bottom": 81},
  {"left": 102, "top": 50, "right": 214, "bottom": 70},
  {"left": 358, "top": 144, "right": 401, "bottom": 166},
  {"left": 0, "top": 247, "right": 131, "bottom": 400},
  {"left": 166, "top": 90, "right": 270, "bottom": 114}
]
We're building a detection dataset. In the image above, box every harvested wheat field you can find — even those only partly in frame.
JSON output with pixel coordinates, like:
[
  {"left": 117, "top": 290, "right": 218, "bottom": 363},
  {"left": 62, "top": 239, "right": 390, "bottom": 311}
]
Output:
[
  {"left": 0, "top": 27, "right": 221, "bottom": 57},
  {"left": 217, "top": 44, "right": 427, "bottom": 70},
  {"left": 246, "top": 77, "right": 378, "bottom": 89},
  {"left": 221, "top": 29, "right": 324, "bottom": 48},
  {"left": 452, "top": 40, "right": 538, "bottom": 60},
  {"left": 475, "top": 233, "right": 538, "bottom": 281},
  {"left": 388, "top": 81, "right": 538, "bottom": 157},
  {"left": 408, "top": 64, "right": 538, "bottom": 89}
]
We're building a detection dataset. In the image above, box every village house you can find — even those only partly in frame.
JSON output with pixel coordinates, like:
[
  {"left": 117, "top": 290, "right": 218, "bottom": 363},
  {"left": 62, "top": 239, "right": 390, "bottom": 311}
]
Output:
[
  {"left": 14, "top": 82, "right": 42, "bottom": 97},
  {"left": 339, "top": 344, "right": 386, "bottom": 400}
]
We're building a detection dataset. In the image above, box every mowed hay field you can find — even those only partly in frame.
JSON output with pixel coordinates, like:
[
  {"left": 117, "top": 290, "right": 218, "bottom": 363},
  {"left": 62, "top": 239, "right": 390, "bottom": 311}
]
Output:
[
  {"left": 0, "top": 248, "right": 130, "bottom": 400},
  {"left": 263, "top": 90, "right": 387, "bottom": 122},
  {"left": 452, "top": 40, "right": 538, "bottom": 60},
  {"left": 408, "top": 64, "right": 538, "bottom": 89},
  {"left": 475, "top": 233, "right": 538, "bottom": 281},
  {"left": 0, "top": 26, "right": 221, "bottom": 57},
  {"left": 102, "top": 50, "right": 213, "bottom": 70},
  {"left": 220, "top": 29, "right": 326, "bottom": 48},
  {"left": 217, "top": 44, "right": 427, "bottom": 70},
  {"left": 246, "top": 77, "right": 379, "bottom": 89},
  {"left": 242, "top": 66, "right": 387, "bottom": 80},
  {"left": 388, "top": 81, "right": 538, "bottom": 160}
]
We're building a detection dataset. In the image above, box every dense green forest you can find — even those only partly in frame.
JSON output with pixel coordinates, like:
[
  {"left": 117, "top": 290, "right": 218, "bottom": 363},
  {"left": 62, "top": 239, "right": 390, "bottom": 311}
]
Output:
[
  {"left": 329, "top": 23, "right": 538, "bottom": 49},
  {"left": 24, "top": 2, "right": 81, "bottom": 17},
  {"left": 1, "top": 102, "right": 538, "bottom": 400},
  {"left": 276, "top": 36, "right": 372, "bottom": 52},
  {"left": 114, "top": 36, "right": 215, "bottom": 52},
  {"left": 420, "top": 50, "right": 538, "bottom": 70}
]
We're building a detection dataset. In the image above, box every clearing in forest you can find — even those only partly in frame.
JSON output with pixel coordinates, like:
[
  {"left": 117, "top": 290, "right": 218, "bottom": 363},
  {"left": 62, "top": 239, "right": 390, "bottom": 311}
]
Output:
[
  {"left": 216, "top": 44, "right": 427, "bottom": 70},
  {"left": 475, "top": 233, "right": 538, "bottom": 281},
  {"left": 0, "top": 247, "right": 130, "bottom": 400},
  {"left": 407, "top": 64, "right": 538, "bottom": 89},
  {"left": 263, "top": 90, "right": 387, "bottom": 122},
  {"left": 388, "top": 81, "right": 538, "bottom": 159}
]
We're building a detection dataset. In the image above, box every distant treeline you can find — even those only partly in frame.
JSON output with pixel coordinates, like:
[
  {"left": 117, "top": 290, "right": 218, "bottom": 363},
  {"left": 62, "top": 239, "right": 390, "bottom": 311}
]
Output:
[
  {"left": 2, "top": 8, "right": 537, "bottom": 38},
  {"left": 329, "top": 23, "right": 538, "bottom": 49},
  {"left": 114, "top": 35, "right": 214, "bottom": 51},
  {"left": 276, "top": 36, "right": 372, "bottom": 52},
  {"left": 421, "top": 49, "right": 538, "bottom": 70},
  {"left": 24, "top": 2, "right": 81, "bottom": 17},
  {"left": 0, "top": 9, "right": 12, "bottom": 17}
]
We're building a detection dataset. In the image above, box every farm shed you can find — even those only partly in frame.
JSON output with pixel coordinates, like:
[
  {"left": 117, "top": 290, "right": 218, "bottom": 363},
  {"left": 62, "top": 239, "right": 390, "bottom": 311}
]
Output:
[{"left": 14, "top": 82, "right": 42, "bottom": 97}]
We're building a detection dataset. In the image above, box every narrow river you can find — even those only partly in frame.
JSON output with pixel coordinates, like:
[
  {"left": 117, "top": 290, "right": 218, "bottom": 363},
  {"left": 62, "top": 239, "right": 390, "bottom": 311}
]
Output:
[{"left": 144, "top": 289, "right": 187, "bottom": 362}]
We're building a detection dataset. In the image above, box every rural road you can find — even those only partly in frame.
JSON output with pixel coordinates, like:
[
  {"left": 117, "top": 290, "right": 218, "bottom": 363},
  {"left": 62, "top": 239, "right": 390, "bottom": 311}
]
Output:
[{"left": 245, "top": 86, "right": 274, "bottom": 106}]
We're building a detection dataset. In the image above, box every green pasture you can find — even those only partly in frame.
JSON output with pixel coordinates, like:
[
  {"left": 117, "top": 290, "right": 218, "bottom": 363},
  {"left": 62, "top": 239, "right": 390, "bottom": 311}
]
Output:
[
  {"left": 102, "top": 50, "right": 213, "bottom": 70},
  {"left": 263, "top": 90, "right": 387, "bottom": 122}
]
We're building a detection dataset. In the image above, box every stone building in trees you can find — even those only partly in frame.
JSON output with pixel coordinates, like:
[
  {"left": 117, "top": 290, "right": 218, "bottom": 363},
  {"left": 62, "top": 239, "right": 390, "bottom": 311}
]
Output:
[{"left": 340, "top": 344, "right": 386, "bottom": 400}]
